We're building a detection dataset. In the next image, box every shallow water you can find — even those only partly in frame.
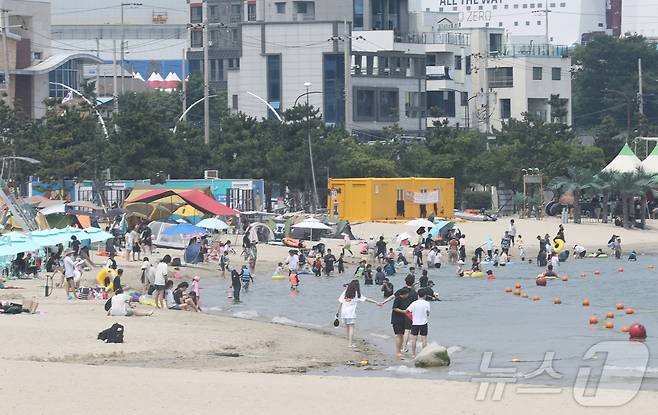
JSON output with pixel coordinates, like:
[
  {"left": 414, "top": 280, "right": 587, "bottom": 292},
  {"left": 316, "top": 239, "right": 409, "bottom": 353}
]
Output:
[{"left": 200, "top": 255, "right": 658, "bottom": 390}]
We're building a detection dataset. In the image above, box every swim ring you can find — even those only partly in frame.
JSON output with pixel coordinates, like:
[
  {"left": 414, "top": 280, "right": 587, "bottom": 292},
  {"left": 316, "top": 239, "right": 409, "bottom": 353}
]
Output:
[
  {"left": 272, "top": 275, "right": 287, "bottom": 280},
  {"left": 586, "top": 253, "right": 608, "bottom": 258},
  {"left": 96, "top": 268, "right": 114, "bottom": 290},
  {"left": 463, "top": 271, "right": 483, "bottom": 278},
  {"left": 553, "top": 239, "right": 565, "bottom": 253}
]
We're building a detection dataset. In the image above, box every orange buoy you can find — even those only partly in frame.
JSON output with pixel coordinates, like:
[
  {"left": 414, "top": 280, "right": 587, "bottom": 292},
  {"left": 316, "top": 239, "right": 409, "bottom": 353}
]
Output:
[
  {"left": 561, "top": 275, "right": 569, "bottom": 282},
  {"left": 626, "top": 307, "right": 635, "bottom": 315},
  {"left": 616, "top": 303, "right": 624, "bottom": 310},
  {"left": 618, "top": 267, "right": 624, "bottom": 273},
  {"left": 514, "top": 282, "right": 521, "bottom": 289},
  {"left": 554, "top": 297, "right": 562, "bottom": 304},
  {"left": 594, "top": 270, "right": 601, "bottom": 275},
  {"left": 505, "top": 287, "right": 512, "bottom": 293},
  {"left": 532, "top": 295, "right": 540, "bottom": 301},
  {"left": 582, "top": 299, "right": 590, "bottom": 307},
  {"left": 580, "top": 272, "right": 587, "bottom": 278},
  {"left": 513, "top": 289, "right": 521, "bottom": 296},
  {"left": 621, "top": 326, "right": 630, "bottom": 333},
  {"left": 522, "top": 293, "right": 529, "bottom": 298},
  {"left": 589, "top": 315, "right": 599, "bottom": 325},
  {"left": 606, "top": 312, "right": 615, "bottom": 319},
  {"left": 605, "top": 321, "right": 614, "bottom": 329}
]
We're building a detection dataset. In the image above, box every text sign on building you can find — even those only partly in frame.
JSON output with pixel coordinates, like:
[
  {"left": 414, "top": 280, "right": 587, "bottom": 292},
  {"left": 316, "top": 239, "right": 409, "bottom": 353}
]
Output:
[
  {"left": 438, "top": 0, "right": 506, "bottom": 23},
  {"left": 232, "top": 180, "right": 253, "bottom": 190},
  {"left": 404, "top": 190, "right": 442, "bottom": 204}
]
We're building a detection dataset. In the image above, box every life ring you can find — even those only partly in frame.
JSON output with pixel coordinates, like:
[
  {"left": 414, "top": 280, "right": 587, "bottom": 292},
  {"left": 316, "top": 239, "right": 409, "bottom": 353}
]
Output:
[
  {"left": 552, "top": 239, "right": 565, "bottom": 253},
  {"left": 272, "top": 275, "right": 287, "bottom": 280},
  {"left": 96, "top": 268, "right": 114, "bottom": 291},
  {"left": 463, "top": 271, "right": 483, "bottom": 278}
]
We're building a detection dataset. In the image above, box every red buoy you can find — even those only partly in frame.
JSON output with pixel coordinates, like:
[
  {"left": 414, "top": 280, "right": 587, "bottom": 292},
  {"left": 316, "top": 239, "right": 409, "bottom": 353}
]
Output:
[
  {"left": 536, "top": 277, "right": 547, "bottom": 287},
  {"left": 629, "top": 323, "right": 647, "bottom": 340}
]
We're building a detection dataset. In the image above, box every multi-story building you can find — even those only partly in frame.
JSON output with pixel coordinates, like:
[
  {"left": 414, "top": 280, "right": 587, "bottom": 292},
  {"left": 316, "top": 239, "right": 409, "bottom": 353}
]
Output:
[
  {"left": 48, "top": 0, "right": 188, "bottom": 78},
  {"left": 620, "top": 0, "right": 658, "bottom": 39},
  {"left": 187, "top": 0, "right": 243, "bottom": 90},
  {"left": 0, "top": 0, "right": 101, "bottom": 118},
  {"left": 409, "top": 0, "right": 608, "bottom": 45},
  {"left": 225, "top": 0, "right": 352, "bottom": 125}
]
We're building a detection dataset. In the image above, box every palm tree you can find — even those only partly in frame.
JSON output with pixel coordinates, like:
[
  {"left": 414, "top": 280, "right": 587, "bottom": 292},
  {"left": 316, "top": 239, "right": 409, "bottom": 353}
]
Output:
[
  {"left": 633, "top": 168, "right": 657, "bottom": 228},
  {"left": 548, "top": 167, "right": 595, "bottom": 224},
  {"left": 592, "top": 170, "right": 617, "bottom": 223},
  {"left": 607, "top": 171, "right": 645, "bottom": 229}
]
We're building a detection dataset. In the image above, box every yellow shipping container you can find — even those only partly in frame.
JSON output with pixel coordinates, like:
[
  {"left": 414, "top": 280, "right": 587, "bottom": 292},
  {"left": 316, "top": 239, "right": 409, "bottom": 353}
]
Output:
[{"left": 327, "top": 177, "right": 454, "bottom": 222}]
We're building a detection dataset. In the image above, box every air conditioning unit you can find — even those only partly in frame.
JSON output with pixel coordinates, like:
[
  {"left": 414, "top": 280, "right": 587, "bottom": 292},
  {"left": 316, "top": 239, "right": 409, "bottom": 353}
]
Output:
[{"left": 204, "top": 170, "right": 219, "bottom": 179}]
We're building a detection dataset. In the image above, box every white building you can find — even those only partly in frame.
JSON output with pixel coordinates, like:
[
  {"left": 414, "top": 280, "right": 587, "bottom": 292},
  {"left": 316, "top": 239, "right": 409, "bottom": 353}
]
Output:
[
  {"left": 410, "top": 0, "right": 607, "bottom": 45},
  {"left": 621, "top": 0, "right": 658, "bottom": 39},
  {"left": 47, "top": 0, "right": 188, "bottom": 77}
]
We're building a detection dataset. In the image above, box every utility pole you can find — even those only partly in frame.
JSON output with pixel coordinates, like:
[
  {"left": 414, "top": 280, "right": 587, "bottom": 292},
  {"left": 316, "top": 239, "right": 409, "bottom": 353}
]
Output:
[
  {"left": 112, "top": 40, "right": 118, "bottom": 114},
  {"left": 639, "top": 57, "right": 647, "bottom": 155},
  {"left": 1, "top": 9, "right": 12, "bottom": 105},
  {"left": 305, "top": 81, "right": 319, "bottom": 211},
  {"left": 120, "top": 3, "right": 142, "bottom": 94},
  {"left": 203, "top": 0, "right": 210, "bottom": 145},
  {"left": 343, "top": 18, "right": 351, "bottom": 134},
  {"left": 95, "top": 38, "right": 101, "bottom": 99},
  {"left": 182, "top": 48, "right": 187, "bottom": 121},
  {"left": 544, "top": 3, "right": 550, "bottom": 44}
]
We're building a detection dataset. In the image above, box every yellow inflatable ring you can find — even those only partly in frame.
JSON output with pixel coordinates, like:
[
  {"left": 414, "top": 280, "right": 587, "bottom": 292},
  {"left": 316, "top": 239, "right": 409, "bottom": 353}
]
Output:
[
  {"left": 272, "top": 275, "right": 287, "bottom": 280},
  {"left": 96, "top": 268, "right": 114, "bottom": 291},
  {"left": 463, "top": 271, "right": 483, "bottom": 278},
  {"left": 553, "top": 239, "right": 565, "bottom": 253}
]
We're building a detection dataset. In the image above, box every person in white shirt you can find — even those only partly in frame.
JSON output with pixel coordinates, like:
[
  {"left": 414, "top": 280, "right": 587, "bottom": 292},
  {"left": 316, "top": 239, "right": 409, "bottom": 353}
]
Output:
[
  {"left": 499, "top": 251, "right": 508, "bottom": 266},
  {"left": 485, "top": 237, "right": 494, "bottom": 259},
  {"left": 336, "top": 280, "right": 380, "bottom": 347},
  {"left": 433, "top": 249, "right": 443, "bottom": 268},
  {"left": 141, "top": 257, "right": 155, "bottom": 293},
  {"left": 550, "top": 254, "right": 560, "bottom": 269},
  {"left": 124, "top": 229, "right": 133, "bottom": 261},
  {"left": 153, "top": 255, "right": 171, "bottom": 309},
  {"left": 573, "top": 244, "right": 587, "bottom": 259},
  {"left": 285, "top": 250, "right": 299, "bottom": 272},
  {"left": 406, "top": 289, "right": 431, "bottom": 358},
  {"left": 62, "top": 250, "right": 80, "bottom": 299},
  {"left": 426, "top": 247, "right": 436, "bottom": 269},
  {"left": 108, "top": 293, "right": 152, "bottom": 317},
  {"left": 508, "top": 219, "right": 517, "bottom": 246}
]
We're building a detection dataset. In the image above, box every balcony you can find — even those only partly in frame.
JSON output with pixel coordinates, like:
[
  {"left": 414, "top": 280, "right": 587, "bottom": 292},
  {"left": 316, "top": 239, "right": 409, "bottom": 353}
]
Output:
[
  {"left": 396, "top": 32, "right": 470, "bottom": 46},
  {"left": 497, "top": 44, "right": 571, "bottom": 58}
]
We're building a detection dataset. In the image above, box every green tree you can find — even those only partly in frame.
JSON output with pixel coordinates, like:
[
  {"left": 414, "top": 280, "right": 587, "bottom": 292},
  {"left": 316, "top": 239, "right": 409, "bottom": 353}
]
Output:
[{"left": 548, "top": 167, "right": 596, "bottom": 223}]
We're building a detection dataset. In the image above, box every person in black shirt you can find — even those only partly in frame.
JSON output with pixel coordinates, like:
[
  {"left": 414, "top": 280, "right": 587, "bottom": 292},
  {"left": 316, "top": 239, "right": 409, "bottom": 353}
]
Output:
[
  {"left": 419, "top": 269, "right": 429, "bottom": 287},
  {"left": 70, "top": 236, "right": 81, "bottom": 256},
  {"left": 389, "top": 287, "right": 410, "bottom": 360},
  {"left": 375, "top": 236, "right": 387, "bottom": 263},
  {"left": 173, "top": 282, "right": 199, "bottom": 312},
  {"left": 381, "top": 278, "right": 394, "bottom": 297},
  {"left": 230, "top": 267, "right": 242, "bottom": 303},
  {"left": 113, "top": 268, "right": 124, "bottom": 294},
  {"left": 323, "top": 249, "right": 336, "bottom": 276},
  {"left": 382, "top": 275, "right": 418, "bottom": 355}
]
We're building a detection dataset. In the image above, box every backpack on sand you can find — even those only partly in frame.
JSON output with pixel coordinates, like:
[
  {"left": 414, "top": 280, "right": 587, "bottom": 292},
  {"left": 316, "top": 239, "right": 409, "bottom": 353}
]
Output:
[{"left": 97, "top": 323, "right": 124, "bottom": 343}]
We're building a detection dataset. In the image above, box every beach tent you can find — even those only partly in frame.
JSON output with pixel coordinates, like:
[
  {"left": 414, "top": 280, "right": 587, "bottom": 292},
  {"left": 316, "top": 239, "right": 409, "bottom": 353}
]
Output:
[
  {"left": 245, "top": 222, "right": 274, "bottom": 242},
  {"left": 602, "top": 143, "right": 642, "bottom": 173},
  {"left": 148, "top": 220, "right": 190, "bottom": 249},
  {"left": 641, "top": 144, "right": 658, "bottom": 175},
  {"left": 146, "top": 72, "right": 164, "bottom": 88},
  {"left": 171, "top": 204, "right": 205, "bottom": 224},
  {"left": 128, "top": 189, "right": 238, "bottom": 216}
]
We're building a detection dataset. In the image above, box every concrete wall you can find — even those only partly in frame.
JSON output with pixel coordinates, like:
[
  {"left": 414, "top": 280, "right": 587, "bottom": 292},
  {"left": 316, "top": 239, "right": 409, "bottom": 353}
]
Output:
[{"left": 259, "top": 0, "right": 353, "bottom": 23}]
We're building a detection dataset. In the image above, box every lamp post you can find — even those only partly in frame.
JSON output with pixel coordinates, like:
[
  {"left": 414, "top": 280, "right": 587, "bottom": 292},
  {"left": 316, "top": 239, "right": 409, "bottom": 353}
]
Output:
[
  {"left": 304, "top": 81, "right": 319, "bottom": 212},
  {"left": 120, "top": 3, "right": 142, "bottom": 94}
]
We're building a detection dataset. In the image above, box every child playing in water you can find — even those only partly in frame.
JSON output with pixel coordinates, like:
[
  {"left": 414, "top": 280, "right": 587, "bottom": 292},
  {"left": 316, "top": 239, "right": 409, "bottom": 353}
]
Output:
[
  {"left": 364, "top": 264, "right": 373, "bottom": 285},
  {"left": 470, "top": 256, "right": 480, "bottom": 272},
  {"left": 492, "top": 249, "right": 500, "bottom": 267},
  {"left": 629, "top": 250, "right": 638, "bottom": 261},
  {"left": 456, "top": 260, "right": 465, "bottom": 277},
  {"left": 273, "top": 262, "right": 284, "bottom": 277},
  {"left": 381, "top": 278, "right": 394, "bottom": 297},
  {"left": 354, "top": 260, "right": 366, "bottom": 279},
  {"left": 240, "top": 265, "right": 254, "bottom": 292},
  {"left": 499, "top": 251, "right": 508, "bottom": 266},
  {"left": 375, "top": 266, "right": 385, "bottom": 285},
  {"left": 337, "top": 253, "right": 345, "bottom": 274},
  {"left": 289, "top": 271, "right": 300, "bottom": 291},
  {"left": 312, "top": 256, "right": 322, "bottom": 277},
  {"left": 518, "top": 235, "right": 526, "bottom": 261}
]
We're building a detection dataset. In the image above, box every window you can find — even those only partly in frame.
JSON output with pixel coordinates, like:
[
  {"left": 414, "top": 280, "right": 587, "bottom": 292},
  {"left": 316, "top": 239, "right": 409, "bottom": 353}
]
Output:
[
  {"left": 533, "top": 67, "right": 543, "bottom": 80},
  {"left": 209, "top": 5, "right": 218, "bottom": 18},
  {"left": 552, "top": 67, "right": 561, "bottom": 80},
  {"left": 498, "top": 22, "right": 503, "bottom": 27},
  {"left": 460, "top": 92, "right": 469, "bottom": 107},
  {"left": 426, "top": 90, "right": 455, "bottom": 117},
  {"left": 32, "top": 51, "right": 42, "bottom": 60},
  {"left": 323, "top": 54, "right": 345, "bottom": 126},
  {"left": 190, "top": 6, "right": 202, "bottom": 23},
  {"left": 296, "top": 1, "right": 307, "bottom": 13},
  {"left": 276, "top": 2, "right": 286, "bottom": 13},
  {"left": 405, "top": 91, "right": 425, "bottom": 118},
  {"left": 523, "top": 4, "right": 528, "bottom": 8},
  {"left": 0, "top": 73, "right": 5, "bottom": 85},
  {"left": 209, "top": 59, "right": 223, "bottom": 81},
  {"left": 488, "top": 67, "right": 513, "bottom": 88},
  {"left": 537, "top": 20, "right": 542, "bottom": 25},
  {"left": 454, "top": 55, "right": 462, "bottom": 70},
  {"left": 228, "top": 58, "right": 234, "bottom": 68},
  {"left": 247, "top": 3, "right": 256, "bottom": 21},
  {"left": 525, "top": 21, "right": 530, "bottom": 26},
  {"left": 230, "top": 4, "right": 241, "bottom": 22},
  {"left": 514, "top": 21, "right": 518, "bottom": 26},
  {"left": 465, "top": 55, "right": 471, "bottom": 75},
  {"left": 353, "top": 0, "right": 364, "bottom": 30},
  {"left": 232, "top": 94, "right": 239, "bottom": 110},
  {"left": 190, "top": 30, "right": 202, "bottom": 48},
  {"left": 560, "top": 2, "right": 566, "bottom": 7},
  {"left": 500, "top": 98, "right": 511, "bottom": 119},
  {"left": 266, "top": 55, "right": 282, "bottom": 119},
  {"left": 354, "top": 88, "right": 376, "bottom": 120},
  {"left": 210, "top": 29, "right": 220, "bottom": 46},
  {"left": 426, "top": 54, "right": 436, "bottom": 66},
  {"left": 379, "top": 89, "right": 399, "bottom": 122},
  {"left": 490, "top": 33, "right": 502, "bottom": 53},
  {"left": 49, "top": 60, "right": 82, "bottom": 97}
]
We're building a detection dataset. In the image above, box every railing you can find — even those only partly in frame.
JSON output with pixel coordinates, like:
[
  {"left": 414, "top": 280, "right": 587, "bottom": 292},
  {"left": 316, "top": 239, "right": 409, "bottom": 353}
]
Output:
[
  {"left": 489, "top": 76, "right": 514, "bottom": 88},
  {"left": 497, "top": 44, "right": 571, "bottom": 58},
  {"left": 397, "top": 32, "right": 470, "bottom": 46}
]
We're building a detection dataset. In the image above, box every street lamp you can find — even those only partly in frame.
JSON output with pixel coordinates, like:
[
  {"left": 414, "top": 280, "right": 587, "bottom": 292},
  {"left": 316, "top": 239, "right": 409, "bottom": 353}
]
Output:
[
  {"left": 172, "top": 94, "right": 218, "bottom": 134},
  {"left": 0, "top": 156, "right": 40, "bottom": 181},
  {"left": 304, "top": 82, "right": 319, "bottom": 212},
  {"left": 48, "top": 82, "right": 109, "bottom": 140}
]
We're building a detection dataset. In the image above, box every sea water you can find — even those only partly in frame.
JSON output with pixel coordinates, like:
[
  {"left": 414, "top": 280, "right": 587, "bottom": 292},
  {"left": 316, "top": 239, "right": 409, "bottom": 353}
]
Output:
[{"left": 201, "top": 256, "right": 658, "bottom": 389}]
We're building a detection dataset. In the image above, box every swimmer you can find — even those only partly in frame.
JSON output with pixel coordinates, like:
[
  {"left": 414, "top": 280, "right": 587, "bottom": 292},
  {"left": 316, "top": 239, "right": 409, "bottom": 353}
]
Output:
[
  {"left": 289, "top": 271, "right": 300, "bottom": 291},
  {"left": 486, "top": 270, "right": 496, "bottom": 280},
  {"left": 573, "top": 244, "right": 586, "bottom": 259},
  {"left": 544, "top": 264, "right": 558, "bottom": 278},
  {"left": 595, "top": 248, "right": 606, "bottom": 257},
  {"left": 629, "top": 250, "right": 638, "bottom": 261}
]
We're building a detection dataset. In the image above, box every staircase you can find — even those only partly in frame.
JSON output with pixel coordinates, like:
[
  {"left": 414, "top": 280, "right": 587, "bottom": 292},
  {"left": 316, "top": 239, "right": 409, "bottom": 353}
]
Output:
[{"left": 0, "top": 186, "right": 38, "bottom": 231}]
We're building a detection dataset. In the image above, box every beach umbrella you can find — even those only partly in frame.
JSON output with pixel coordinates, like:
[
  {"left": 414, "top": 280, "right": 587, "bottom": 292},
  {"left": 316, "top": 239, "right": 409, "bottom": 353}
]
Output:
[
  {"left": 40, "top": 203, "right": 67, "bottom": 216},
  {"left": 67, "top": 201, "right": 103, "bottom": 211},
  {"left": 292, "top": 219, "right": 332, "bottom": 230},
  {"left": 396, "top": 232, "right": 412, "bottom": 243},
  {"left": 162, "top": 223, "right": 207, "bottom": 236},
  {"left": 196, "top": 217, "right": 229, "bottom": 230},
  {"left": 404, "top": 218, "right": 435, "bottom": 228}
]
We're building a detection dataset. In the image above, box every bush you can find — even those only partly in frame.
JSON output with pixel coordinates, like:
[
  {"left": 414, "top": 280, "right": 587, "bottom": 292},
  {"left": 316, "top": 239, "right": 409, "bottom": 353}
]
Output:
[{"left": 462, "top": 191, "right": 491, "bottom": 210}]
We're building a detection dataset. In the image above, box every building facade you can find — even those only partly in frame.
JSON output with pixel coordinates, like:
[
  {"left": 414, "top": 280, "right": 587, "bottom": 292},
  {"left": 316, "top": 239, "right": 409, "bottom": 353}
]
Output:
[
  {"left": 49, "top": 0, "right": 188, "bottom": 79},
  {"left": 0, "top": 0, "right": 102, "bottom": 118}
]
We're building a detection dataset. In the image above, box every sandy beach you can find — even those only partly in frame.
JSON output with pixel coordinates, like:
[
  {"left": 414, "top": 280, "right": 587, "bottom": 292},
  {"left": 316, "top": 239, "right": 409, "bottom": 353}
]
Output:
[{"left": 2, "top": 216, "right": 658, "bottom": 414}]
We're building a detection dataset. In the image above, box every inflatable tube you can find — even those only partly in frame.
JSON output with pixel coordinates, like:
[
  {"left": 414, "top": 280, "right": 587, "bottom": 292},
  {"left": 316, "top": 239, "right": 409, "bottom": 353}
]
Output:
[
  {"left": 462, "top": 271, "right": 483, "bottom": 278},
  {"left": 96, "top": 269, "right": 114, "bottom": 291},
  {"left": 587, "top": 253, "right": 609, "bottom": 258},
  {"left": 138, "top": 296, "right": 156, "bottom": 306},
  {"left": 552, "top": 239, "right": 565, "bottom": 253},
  {"left": 283, "top": 237, "right": 304, "bottom": 248},
  {"left": 272, "top": 275, "right": 287, "bottom": 281}
]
